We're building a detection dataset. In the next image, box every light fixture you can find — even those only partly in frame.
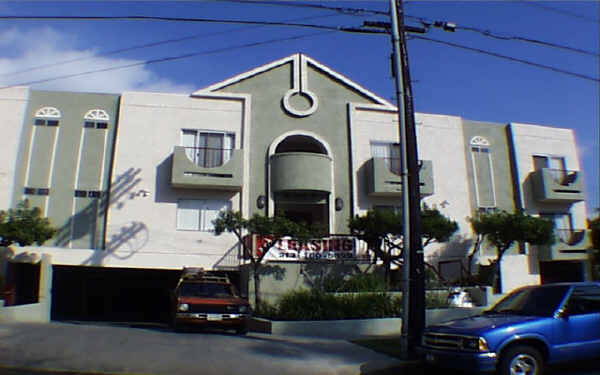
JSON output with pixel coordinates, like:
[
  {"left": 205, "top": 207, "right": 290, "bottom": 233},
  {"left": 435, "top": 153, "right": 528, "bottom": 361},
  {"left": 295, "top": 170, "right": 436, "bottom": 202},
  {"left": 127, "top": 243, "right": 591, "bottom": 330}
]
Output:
[
  {"left": 335, "top": 197, "right": 344, "bottom": 211},
  {"left": 257, "top": 195, "right": 266, "bottom": 209}
]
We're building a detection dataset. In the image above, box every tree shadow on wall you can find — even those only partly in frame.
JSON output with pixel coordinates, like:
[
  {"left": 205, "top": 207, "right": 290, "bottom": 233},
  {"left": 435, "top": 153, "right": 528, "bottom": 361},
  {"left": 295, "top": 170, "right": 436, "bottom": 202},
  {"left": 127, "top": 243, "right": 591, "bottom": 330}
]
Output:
[{"left": 53, "top": 168, "right": 144, "bottom": 259}]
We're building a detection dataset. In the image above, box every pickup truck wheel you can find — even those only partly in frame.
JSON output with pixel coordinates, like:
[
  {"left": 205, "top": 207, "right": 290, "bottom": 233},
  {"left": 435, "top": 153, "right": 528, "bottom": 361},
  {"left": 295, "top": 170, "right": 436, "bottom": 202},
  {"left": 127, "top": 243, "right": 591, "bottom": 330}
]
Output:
[
  {"left": 499, "top": 345, "right": 544, "bottom": 375},
  {"left": 235, "top": 325, "right": 248, "bottom": 335}
]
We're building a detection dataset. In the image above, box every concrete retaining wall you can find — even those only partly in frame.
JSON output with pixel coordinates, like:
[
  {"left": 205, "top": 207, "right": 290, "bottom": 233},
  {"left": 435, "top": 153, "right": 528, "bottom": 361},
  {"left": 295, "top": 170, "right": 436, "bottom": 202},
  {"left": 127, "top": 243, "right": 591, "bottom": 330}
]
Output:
[
  {"left": 250, "top": 307, "right": 486, "bottom": 340},
  {"left": 0, "top": 301, "right": 50, "bottom": 323}
]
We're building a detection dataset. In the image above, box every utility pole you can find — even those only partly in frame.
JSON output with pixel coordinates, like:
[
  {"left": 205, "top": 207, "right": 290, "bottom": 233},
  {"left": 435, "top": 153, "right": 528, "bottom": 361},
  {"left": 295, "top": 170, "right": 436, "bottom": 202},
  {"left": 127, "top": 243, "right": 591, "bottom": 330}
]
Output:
[{"left": 389, "top": 0, "right": 425, "bottom": 360}]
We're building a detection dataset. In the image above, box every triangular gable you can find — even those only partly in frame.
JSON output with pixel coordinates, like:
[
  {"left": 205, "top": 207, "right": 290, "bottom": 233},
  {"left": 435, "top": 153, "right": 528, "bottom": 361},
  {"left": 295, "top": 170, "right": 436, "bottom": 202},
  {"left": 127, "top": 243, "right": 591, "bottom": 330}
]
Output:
[{"left": 194, "top": 53, "right": 394, "bottom": 108}]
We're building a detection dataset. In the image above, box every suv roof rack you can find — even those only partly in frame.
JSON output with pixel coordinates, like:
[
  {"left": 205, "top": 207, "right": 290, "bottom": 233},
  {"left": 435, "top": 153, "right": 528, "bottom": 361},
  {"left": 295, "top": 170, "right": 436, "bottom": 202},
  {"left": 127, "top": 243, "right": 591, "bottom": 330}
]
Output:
[{"left": 180, "top": 267, "right": 229, "bottom": 283}]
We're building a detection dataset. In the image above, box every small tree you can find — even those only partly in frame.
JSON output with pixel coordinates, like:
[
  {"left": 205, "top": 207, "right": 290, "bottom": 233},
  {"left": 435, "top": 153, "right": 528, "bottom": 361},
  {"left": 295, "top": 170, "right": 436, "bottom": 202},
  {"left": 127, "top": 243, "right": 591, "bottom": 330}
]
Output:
[
  {"left": 213, "top": 211, "right": 317, "bottom": 307},
  {"left": 588, "top": 216, "right": 600, "bottom": 280},
  {"left": 349, "top": 206, "right": 458, "bottom": 289},
  {"left": 470, "top": 210, "right": 554, "bottom": 293},
  {"left": 0, "top": 200, "right": 56, "bottom": 247}
]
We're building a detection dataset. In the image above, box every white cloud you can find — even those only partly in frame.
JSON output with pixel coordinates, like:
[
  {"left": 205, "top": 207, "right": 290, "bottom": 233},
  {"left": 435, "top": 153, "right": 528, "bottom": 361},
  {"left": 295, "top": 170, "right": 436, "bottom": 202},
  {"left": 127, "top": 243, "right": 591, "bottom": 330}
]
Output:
[{"left": 0, "top": 27, "right": 195, "bottom": 94}]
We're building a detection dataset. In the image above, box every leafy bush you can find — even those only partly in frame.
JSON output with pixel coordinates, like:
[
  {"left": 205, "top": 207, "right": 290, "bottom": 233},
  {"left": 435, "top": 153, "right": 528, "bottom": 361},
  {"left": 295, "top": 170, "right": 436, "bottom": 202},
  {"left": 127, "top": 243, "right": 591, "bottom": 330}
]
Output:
[
  {"left": 323, "top": 272, "right": 388, "bottom": 293},
  {"left": 259, "top": 290, "right": 403, "bottom": 320}
]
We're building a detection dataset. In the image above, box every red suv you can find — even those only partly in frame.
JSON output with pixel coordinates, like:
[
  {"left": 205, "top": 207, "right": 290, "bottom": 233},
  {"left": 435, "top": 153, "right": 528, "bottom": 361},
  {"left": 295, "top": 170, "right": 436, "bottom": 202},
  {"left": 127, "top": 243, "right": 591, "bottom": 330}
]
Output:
[{"left": 171, "top": 269, "right": 250, "bottom": 334}]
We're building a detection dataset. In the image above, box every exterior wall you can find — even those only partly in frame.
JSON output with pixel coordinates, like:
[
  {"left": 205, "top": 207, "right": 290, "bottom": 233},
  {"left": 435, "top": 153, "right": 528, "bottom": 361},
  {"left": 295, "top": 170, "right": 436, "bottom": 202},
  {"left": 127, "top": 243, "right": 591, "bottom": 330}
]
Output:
[
  {"left": 349, "top": 108, "right": 475, "bottom": 266},
  {"left": 216, "top": 58, "right": 378, "bottom": 234},
  {"left": 106, "top": 91, "right": 248, "bottom": 270},
  {"left": 11, "top": 90, "right": 119, "bottom": 250},
  {"left": 0, "top": 87, "right": 29, "bottom": 211},
  {"left": 509, "top": 122, "right": 587, "bottom": 229}
]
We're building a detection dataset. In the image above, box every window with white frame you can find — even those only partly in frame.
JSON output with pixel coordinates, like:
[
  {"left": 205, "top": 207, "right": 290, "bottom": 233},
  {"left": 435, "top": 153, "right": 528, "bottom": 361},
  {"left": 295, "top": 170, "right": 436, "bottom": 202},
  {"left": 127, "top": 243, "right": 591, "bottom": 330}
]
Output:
[
  {"left": 34, "top": 106, "right": 61, "bottom": 127},
  {"left": 181, "top": 130, "right": 234, "bottom": 168},
  {"left": 83, "top": 109, "right": 110, "bottom": 129},
  {"left": 370, "top": 142, "right": 401, "bottom": 174},
  {"left": 541, "top": 212, "right": 573, "bottom": 243},
  {"left": 177, "top": 199, "right": 231, "bottom": 231},
  {"left": 470, "top": 136, "right": 496, "bottom": 208},
  {"left": 533, "top": 154, "right": 568, "bottom": 183}
]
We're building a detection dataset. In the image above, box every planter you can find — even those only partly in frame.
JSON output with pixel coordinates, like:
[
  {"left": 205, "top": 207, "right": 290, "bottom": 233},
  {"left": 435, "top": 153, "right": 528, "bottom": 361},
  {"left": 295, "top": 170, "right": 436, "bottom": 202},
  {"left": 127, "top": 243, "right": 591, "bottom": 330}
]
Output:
[{"left": 249, "top": 307, "right": 485, "bottom": 340}]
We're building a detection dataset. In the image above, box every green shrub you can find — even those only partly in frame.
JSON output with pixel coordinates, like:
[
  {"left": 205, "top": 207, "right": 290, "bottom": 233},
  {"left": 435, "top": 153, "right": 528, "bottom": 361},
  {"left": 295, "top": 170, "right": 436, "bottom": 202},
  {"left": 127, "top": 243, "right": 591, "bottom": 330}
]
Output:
[
  {"left": 323, "top": 272, "right": 388, "bottom": 293},
  {"left": 425, "top": 292, "right": 449, "bottom": 308},
  {"left": 260, "top": 290, "right": 403, "bottom": 320}
]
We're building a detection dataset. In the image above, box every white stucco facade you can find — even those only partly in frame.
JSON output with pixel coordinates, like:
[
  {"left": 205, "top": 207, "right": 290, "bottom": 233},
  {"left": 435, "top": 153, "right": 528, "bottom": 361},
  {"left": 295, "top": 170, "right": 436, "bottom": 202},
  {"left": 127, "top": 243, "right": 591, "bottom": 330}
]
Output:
[
  {"left": 103, "top": 91, "right": 250, "bottom": 270},
  {"left": 0, "top": 87, "right": 30, "bottom": 210}
]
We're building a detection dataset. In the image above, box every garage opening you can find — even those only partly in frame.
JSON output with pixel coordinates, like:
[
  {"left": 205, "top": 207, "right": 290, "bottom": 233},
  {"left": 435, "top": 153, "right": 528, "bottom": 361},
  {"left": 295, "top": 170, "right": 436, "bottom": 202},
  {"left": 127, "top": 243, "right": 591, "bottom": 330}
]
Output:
[
  {"left": 51, "top": 266, "right": 181, "bottom": 323},
  {"left": 51, "top": 266, "right": 243, "bottom": 324}
]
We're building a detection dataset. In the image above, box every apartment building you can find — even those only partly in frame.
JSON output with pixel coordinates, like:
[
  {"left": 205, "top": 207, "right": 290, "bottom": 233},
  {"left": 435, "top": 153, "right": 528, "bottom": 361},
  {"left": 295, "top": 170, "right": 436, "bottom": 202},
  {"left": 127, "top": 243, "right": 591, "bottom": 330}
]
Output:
[{"left": 0, "top": 54, "right": 591, "bottom": 322}]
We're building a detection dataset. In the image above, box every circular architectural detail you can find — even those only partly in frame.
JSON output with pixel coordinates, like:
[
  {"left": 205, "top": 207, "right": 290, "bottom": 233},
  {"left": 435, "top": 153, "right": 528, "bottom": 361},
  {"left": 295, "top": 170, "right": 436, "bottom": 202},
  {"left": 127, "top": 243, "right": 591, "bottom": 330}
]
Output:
[
  {"left": 282, "top": 89, "right": 318, "bottom": 117},
  {"left": 84, "top": 109, "right": 110, "bottom": 121},
  {"left": 35, "top": 107, "right": 61, "bottom": 118},
  {"left": 470, "top": 136, "right": 490, "bottom": 146}
]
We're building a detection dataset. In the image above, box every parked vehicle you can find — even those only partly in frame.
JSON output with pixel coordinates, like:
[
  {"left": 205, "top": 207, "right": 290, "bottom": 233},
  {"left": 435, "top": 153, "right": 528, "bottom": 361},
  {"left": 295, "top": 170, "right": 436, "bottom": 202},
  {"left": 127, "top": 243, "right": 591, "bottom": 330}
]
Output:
[
  {"left": 171, "top": 268, "right": 251, "bottom": 334},
  {"left": 419, "top": 282, "right": 600, "bottom": 375}
]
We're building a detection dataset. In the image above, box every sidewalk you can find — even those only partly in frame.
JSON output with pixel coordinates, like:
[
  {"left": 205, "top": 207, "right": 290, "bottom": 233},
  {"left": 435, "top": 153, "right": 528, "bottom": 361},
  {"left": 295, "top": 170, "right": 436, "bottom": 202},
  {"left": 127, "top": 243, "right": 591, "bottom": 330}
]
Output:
[{"left": 0, "top": 322, "right": 416, "bottom": 375}]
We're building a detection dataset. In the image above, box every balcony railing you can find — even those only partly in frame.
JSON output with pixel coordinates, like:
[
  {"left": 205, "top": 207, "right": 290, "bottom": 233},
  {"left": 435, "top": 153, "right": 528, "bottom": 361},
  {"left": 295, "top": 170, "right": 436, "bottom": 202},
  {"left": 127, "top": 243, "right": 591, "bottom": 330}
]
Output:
[
  {"left": 171, "top": 146, "right": 242, "bottom": 190},
  {"left": 530, "top": 168, "right": 584, "bottom": 203},
  {"left": 182, "top": 146, "right": 234, "bottom": 168},
  {"left": 555, "top": 229, "right": 586, "bottom": 246},
  {"left": 368, "top": 158, "right": 434, "bottom": 197},
  {"left": 535, "top": 228, "right": 590, "bottom": 261}
]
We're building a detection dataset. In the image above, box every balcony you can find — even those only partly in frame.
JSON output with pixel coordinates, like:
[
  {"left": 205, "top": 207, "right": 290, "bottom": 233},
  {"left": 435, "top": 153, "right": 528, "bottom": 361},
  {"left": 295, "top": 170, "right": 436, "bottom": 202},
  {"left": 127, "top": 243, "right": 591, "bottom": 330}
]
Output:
[
  {"left": 530, "top": 168, "right": 584, "bottom": 203},
  {"left": 367, "top": 158, "right": 434, "bottom": 197},
  {"left": 270, "top": 152, "right": 332, "bottom": 193},
  {"left": 171, "top": 146, "right": 242, "bottom": 190},
  {"left": 536, "top": 229, "right": 590, "bottom": 261}
]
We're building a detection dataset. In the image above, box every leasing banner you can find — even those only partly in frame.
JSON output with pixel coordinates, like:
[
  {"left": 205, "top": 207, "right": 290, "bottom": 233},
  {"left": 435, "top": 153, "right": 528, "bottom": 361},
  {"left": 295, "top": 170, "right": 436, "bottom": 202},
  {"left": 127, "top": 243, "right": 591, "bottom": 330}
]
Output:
[{"left": 248, "top": 235, "right": 359, "bottom": 261}]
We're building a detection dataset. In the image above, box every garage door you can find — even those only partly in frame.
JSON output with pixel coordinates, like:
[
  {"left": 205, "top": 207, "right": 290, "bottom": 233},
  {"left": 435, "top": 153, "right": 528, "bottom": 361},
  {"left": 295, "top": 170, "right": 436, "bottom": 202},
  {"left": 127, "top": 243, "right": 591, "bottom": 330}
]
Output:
[{"left": 51, "top": 266, "right": 181, "bottom": 323}]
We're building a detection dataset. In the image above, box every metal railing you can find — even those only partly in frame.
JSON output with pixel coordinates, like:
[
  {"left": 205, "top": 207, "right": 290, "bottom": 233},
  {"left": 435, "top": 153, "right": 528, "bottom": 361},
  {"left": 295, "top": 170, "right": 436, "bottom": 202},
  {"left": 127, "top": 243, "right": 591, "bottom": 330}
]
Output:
[
  {"left": 545, "top": 168, "right": 579, "bottom": 186},
  {"left": 555, "top": 229, "right": 586, "bottom": 246},
  {"left": 183, "top": 146, "right": 233, "bottom": 168}
]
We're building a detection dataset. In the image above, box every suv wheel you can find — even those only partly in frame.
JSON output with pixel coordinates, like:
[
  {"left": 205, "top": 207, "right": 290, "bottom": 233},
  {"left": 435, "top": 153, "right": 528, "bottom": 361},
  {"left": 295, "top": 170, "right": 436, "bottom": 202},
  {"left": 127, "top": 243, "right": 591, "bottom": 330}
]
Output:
[
  {"left": 235, "top": 325, "right": 248, "bottom": 335},
  {"left": 499, "top": 345, "right": 544, "bottom": 375}
]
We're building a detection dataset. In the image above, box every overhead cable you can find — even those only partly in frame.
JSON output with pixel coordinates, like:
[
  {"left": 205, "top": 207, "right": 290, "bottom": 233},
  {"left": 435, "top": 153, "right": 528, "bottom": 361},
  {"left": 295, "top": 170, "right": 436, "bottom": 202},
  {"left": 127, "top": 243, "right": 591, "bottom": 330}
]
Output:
[
  {"left": 410, "top": 35, "right": 599, "bottom": 83},
  {"left": 0, "top": 30, "right": 335, "bottom": 89},
  {"left": 521, "top": 1, "right": 599, "bottom": 23},
  {"left": 0, "top": 12, "right": 344, "bottom": 78}
]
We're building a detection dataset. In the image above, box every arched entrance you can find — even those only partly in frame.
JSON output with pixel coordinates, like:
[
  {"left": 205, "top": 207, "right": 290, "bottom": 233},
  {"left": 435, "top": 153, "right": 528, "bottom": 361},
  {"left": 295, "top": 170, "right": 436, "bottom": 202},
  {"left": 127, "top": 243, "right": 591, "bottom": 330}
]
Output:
[{"left": 269, "top": 133, "right": 333, "bottom": 232}]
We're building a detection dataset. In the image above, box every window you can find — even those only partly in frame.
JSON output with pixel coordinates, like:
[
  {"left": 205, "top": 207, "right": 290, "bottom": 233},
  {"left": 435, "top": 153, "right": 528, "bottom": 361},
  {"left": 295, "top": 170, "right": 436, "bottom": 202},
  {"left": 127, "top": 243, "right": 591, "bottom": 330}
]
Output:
[
  {"left": 374, "top": 205, "right": 401, "bottom": 214},
  {"left": 371, "top": 142, "right": 401, "bottom": 174},
  {"left": 83, "top": 109, "right": 110, "bottom": 129},
  {"left": 74, "top": 190, "right": 103, "bottom": 198},
  {"left": 470, "top": 136, "right": 496, "bottom": 208},
  {"left": 24, "top": 187, "right": 50, "bottom": 195},
  {"left": 567, "top": 286, "right": 600, "bottom": 315},
  {"left": 182, "top": 130, "right": 234, "bottom": 168},
  {"left": 177, "top": 199, "right": 231, "bottom": 232},
  {"left": 34, "top": 107, "right": 61, "bottom": 127},
  {"left": 533, "top": 154, "right": 570, "bottom": 184}
]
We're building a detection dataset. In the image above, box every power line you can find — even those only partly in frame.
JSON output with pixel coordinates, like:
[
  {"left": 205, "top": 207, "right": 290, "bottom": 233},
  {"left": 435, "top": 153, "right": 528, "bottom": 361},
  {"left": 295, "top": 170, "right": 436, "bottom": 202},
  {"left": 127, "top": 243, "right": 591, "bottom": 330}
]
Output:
[
  {"left": 0, "top": 30, "right": 335, "bottom": 89},
  {"left": 521, "top": 1, "right": 599, "bottom": 23},
  {"left": 455, "top": 25, "right": 598, "bottom": 57},
  {"left": 216, "top": 0, "right": 389, "bottom": 16},
  {"left": 0, "top": 15, "right": 347, "bottom": 31},
  {"left": 0, "top": 12, "right": 343, "bottom": 78},
  {"left": 410, "top": 35, "right": 599, "bottom": 83}
]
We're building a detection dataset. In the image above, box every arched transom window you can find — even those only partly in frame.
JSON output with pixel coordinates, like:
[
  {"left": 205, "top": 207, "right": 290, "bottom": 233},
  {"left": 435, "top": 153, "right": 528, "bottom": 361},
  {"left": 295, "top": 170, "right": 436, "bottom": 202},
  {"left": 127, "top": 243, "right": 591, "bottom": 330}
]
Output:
[
  {"left": 34, "top": 107, "right": 61, "bottom": 127},
  {"left": 83, "top": 109, "right": 109, "bottom": 129},
  {"left": 469, "top": 136, "right": 496, "bottom": 209},
  {"left": 84, "top": 109, "right": 110, "bottom": 121}
]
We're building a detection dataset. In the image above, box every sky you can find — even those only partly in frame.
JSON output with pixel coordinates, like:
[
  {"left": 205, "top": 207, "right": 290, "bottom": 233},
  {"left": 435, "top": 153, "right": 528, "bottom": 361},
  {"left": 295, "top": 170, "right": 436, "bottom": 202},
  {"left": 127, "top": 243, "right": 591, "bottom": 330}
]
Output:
[{"left": 0, "top": 0, "right": 597, "bottom": 216}]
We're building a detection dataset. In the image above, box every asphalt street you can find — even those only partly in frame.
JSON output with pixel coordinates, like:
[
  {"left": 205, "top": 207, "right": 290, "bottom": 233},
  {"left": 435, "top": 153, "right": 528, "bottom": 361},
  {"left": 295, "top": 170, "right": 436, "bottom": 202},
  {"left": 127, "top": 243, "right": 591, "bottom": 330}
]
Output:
[
  {"left": 0, "top": 322, "right": 407, "bottom": 375},
  {"left": 1, "top": 322, "right": 598, "bottom": 375}
]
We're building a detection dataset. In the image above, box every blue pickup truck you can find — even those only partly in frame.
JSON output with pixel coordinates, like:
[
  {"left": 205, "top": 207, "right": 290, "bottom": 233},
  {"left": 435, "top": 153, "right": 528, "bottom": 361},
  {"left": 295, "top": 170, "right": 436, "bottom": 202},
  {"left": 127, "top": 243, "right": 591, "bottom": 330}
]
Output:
[{"left": 419, "top": 282, "right": 600, "bottom": 375}]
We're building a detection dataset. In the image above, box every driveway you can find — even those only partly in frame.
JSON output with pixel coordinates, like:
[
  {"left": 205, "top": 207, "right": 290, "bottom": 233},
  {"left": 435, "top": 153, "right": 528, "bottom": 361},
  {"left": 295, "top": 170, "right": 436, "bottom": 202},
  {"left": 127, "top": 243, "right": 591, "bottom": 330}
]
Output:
[{"left": 0, "top": 322, "right": 406, "bottom": 375}]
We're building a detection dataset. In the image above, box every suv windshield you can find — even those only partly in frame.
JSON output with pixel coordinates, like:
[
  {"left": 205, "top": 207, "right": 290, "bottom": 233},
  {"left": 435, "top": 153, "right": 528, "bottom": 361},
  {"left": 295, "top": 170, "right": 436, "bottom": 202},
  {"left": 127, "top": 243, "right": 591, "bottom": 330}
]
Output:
[
  {"left": 181, "top": 283, "right": 235, "bottom": 298},
  {"left": 485, "top": 285, "right": 570, "bottom": 317}
]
